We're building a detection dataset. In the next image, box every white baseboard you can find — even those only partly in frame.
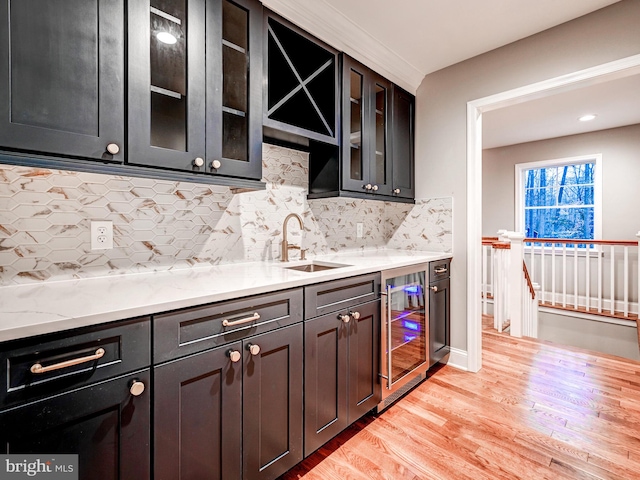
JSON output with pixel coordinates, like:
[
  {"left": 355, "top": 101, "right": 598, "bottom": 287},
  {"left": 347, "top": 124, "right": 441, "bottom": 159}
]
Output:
[{"left": 446, "top": 347, "right": 468, "bottom": 371}]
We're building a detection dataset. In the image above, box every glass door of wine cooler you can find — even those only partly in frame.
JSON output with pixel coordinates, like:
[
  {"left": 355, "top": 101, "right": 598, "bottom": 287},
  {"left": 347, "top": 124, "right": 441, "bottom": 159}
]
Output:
[{"left": 383, "top": 269, "right": 427, "bottom": 388}]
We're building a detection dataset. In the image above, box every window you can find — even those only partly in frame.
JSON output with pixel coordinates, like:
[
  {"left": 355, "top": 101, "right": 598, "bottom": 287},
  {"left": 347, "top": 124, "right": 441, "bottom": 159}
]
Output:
[{"left": 515, "top": 154, "right": 602, "bottom": 241}]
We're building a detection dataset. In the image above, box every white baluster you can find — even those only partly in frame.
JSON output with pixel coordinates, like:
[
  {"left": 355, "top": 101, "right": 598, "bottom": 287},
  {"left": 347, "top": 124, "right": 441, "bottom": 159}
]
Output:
[
  {"left": 610, "top": 245, "right": 615, "bottom": 315},
  {"left": 482, "top": 244, "right": 488, "bottom": 315},
  {"left": 551, "top": 243, "right": 556, "bottom": 306},
  {"left": 541, "top": 241, "right": 546, "bottom": 305},
  {"left": 624, "top": 246, "right": 629, "bottom": 318},
  {"left": 585, "top": 242, "right": 591, "bottom": 312},
  {"left": 562, "top": 243, "right": 567, "bottom": 308},
  {"left": 598, "top": 246, "right": 603, "bottom": 313},
  {"left": 505, "top": 232, "right": 524, "bottom": 338},
  {"left": 573, "top": 243, "right": 578, "bottom": 310}
]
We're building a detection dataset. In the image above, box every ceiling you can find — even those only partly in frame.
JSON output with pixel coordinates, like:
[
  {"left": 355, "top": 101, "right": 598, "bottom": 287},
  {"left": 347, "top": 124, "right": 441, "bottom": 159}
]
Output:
[
  {"left": 482, "top": 72, "right": 640, "bottom": 148},
  {"left": 263, "top": 0, "right": 631, "bottom": 148}
]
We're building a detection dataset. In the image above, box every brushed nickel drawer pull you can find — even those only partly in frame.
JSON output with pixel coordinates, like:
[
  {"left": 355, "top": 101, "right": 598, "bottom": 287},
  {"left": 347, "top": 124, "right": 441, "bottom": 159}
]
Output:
[
  {"left": 30, "top": 348, "right": 106, "bottom": 374},
  {"left": 434, "top": 266, "right": 448, "bottom": 274},
  {"left": 222, "top": 312, "right": 260, "bottom": 327}
]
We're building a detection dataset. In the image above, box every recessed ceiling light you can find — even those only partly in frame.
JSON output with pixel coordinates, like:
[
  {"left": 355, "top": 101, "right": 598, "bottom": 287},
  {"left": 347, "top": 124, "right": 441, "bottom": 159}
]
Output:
[
  {"left": 578, "top": 114, "right": 597, "bottom": 122},
  {"left": 157, "top": 32, "right": 177, "bottom": 45}
]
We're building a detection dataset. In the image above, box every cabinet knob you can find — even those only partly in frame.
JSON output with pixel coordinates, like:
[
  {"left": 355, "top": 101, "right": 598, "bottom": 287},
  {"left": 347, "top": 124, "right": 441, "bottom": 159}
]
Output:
[
  {"left": 372, "top": 185, "right": 379, "bottom": 192},
  {"left": 193, "top": 157, "right": 205, "bottom": 167},
  {"left": 106, "top": 143, "right": 120, "bottom": 155},
  {"left": 393, "top": 188, "right": 401, "bottom": 194},
  {"left": 350, "top": 311, "right": 361, "bottom": 320},
  {"left": 211, "top": 159, "right": 222, "bottom": 170},
  {"left": 337, "top": 313, "right": 351, "bottom": 323},
  {"left": 363, "top": 184, "right": 372, "bottom": 191},
  {"left": 227, "top": 349, "right": 241, "bottom": 363},
  {"left": 130, "top": 380, "right": 145, "bottom": 397},
  {"left": 430, "top": 286, "right": 438, "bottom": 292},
  {"left": 246, "top": 343, "right": 261, "bottom": 356}
]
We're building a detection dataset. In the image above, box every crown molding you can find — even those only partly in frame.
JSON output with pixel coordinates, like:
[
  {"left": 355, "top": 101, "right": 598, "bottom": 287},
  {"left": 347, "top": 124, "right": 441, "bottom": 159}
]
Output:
[{"left": 262, "top": 0, "right": 424, "bottom": 94}]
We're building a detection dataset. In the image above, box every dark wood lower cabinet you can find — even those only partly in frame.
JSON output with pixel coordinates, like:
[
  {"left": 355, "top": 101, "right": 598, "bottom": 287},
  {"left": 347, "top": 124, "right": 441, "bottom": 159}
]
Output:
[
  {"left": 243, "top": 324, "right": 303, "bottom": 480},
  {"left": 0, "top": 370, "right": 151, "bottom": 480},
  {"left": 304, "top": 300, "right": 380, "bottom": 457},
  {"left": 303, "top": 309, "right": 348, "bottom": 456},
  {"left": 154, "top": 343, "right": 243, "bottom": 480},
  {"left": 154, "top": 323, "right": 303, "bottom": 480},
  {"left": 429, "top": 277, "right": 451, "bottom": 366}
]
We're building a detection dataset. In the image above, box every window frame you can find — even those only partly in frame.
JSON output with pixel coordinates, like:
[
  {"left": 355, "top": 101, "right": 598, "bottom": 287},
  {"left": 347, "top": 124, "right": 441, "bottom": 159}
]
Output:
[{"left": 514, "top": 154, "right": 602, "bottom": 244}]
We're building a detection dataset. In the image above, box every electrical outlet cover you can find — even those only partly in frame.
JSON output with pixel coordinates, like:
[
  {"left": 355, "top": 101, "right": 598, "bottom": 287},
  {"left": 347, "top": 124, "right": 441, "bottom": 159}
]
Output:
[{"left": 91, "top": 221, "right": 113, "bottom": 250}]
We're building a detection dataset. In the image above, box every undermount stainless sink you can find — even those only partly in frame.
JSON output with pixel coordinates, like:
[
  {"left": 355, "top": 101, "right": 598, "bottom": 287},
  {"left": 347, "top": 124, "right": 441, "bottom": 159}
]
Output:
[{"left": 283, "top": 261, "right": 351, "bottom": 273}]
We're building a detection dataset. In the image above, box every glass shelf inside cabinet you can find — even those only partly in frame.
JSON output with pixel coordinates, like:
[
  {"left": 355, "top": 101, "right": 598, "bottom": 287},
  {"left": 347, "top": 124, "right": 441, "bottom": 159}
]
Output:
[
  {"left": 373, "top": 83, "right": 387, "bottom": 187},
  {"left": 222, "top": 0, "right": 249, "bottom": 162},
  {"left": 150, "top": 1, "right": 187, "bottom": 151},
  {"left": 349, "top": 70, "right": 363, "bottom": 181}
]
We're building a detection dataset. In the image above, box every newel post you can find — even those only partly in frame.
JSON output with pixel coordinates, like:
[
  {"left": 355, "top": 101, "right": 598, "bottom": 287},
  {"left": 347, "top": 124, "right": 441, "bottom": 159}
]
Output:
[{"left": 505, "top": 231, "right": 525, "bottom": 337}]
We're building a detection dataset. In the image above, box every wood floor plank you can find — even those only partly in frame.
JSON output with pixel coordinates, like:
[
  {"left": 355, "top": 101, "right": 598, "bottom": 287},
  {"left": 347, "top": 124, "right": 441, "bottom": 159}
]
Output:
[{"left": 280, "top": 324, "right": 640, "bottom": 480}]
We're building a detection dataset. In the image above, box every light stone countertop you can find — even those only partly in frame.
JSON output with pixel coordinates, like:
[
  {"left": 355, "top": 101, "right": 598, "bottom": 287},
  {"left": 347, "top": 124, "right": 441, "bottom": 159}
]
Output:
[{"left": 0, "top": 249, "right": 452, "bottom": 342}]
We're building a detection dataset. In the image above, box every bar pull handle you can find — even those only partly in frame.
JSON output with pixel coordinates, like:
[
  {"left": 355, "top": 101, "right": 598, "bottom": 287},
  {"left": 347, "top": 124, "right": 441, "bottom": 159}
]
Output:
[
  {"left": 30, "top": 348, "right": 105, "bottom": 374},
  {"left": 222, "top": 312, "right": 260, "bottom": 327},
  {"left": 386, "top": 284, "right": 392, "bottom": 391},
  {"left": 434, "top": 266, "right": 448, "bottom": 274}
]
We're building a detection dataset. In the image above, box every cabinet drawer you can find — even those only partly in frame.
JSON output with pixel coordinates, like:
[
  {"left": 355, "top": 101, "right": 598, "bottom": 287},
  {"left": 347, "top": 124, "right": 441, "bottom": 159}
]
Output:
[
  {"left": 0, "top": 317, "right": 150, "bottom": 409},
  {"left": 429, "top": 259, "right": 451, "bottom": 283},
  {"left": 304, "top": 273, "right": 380, "bottom": 319},
  {"left": 154, "top": 288, "right": 303, "bottom": 363}
]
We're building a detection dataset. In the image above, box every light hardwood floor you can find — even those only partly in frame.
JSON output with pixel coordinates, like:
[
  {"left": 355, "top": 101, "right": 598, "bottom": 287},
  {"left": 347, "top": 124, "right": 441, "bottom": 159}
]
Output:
[{"left": 280, "top": 317, "right": 640, "bottom": 479}]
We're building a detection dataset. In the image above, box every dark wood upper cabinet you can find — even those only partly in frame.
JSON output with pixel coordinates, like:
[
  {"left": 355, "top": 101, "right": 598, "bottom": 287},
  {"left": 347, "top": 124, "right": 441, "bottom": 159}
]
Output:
[
  {"left": 0, "top": 0, "right": 125, "bottom": 162},
  {"left": 263, "top": 11, "right": 339, "bottom": 146},
  {"left": 207, "top": 0, "right": 263, "bottom": 179},
  {"left": 391, "top": 85, "right": 416, "bottom": 200},
  {"left": 341, "top": 55, "right": 393, "bottom": 197},
  {"left": 128, "top": 0, "right": 262, "bottom": 180},
  {"left": 309, "top": 54, "right": 414, "bottom": 203}
]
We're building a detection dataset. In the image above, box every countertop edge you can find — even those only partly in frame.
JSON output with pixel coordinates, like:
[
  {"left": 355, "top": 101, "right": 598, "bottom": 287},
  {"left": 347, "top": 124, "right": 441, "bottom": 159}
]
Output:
[{"left": 0, "top": 251, "right": 452, "bottom": 342}]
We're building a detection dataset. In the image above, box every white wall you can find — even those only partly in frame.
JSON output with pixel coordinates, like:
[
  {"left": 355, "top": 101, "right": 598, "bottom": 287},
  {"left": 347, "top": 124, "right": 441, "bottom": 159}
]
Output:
[
  {"left": 483, "top": 123, "right": 640, "bottom": 239},
  {"left": 415, "top": 0, "right": 640, "bottom": 354},
  {"left": 539, "top": 311, "right": 640, "bottom": 361}
]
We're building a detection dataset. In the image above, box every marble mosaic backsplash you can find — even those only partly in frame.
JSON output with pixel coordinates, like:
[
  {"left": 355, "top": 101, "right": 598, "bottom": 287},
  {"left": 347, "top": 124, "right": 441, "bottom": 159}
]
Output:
[{"left": 0, "top": 144, "right": 452, "bottom": 285}]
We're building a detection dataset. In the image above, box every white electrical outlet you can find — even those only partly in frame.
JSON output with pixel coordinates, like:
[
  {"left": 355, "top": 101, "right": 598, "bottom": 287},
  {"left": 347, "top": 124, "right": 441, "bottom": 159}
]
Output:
[
  {"left": 356, "top": 223, "right": 363, "bottom": 238},
  {"left": 91, "top": 221, "right": 113, "bottom": 250}
]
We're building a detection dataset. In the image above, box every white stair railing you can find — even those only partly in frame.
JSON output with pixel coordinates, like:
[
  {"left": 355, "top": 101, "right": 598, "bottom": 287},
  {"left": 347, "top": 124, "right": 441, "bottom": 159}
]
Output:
[
  {"left": 483, "top": 231, "right": 540, "bottom": 338},
  {"left": 484, "top": 231, "right": 640, "bottom": 329},
  {"left": 492, "top": 240, "right": 510, "bottom": 333}
]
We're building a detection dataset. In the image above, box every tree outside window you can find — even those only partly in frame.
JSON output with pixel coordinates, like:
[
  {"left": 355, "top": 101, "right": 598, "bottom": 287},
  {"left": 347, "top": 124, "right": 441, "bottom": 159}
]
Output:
[{"left": 515, "top": 154, "right": 602, "bottom": 246}]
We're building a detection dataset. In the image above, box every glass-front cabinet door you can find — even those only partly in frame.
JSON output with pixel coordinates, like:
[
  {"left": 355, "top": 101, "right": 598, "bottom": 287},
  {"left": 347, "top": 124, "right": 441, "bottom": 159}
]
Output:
[
  {"left": 128, "top": 0, "right": 206, "bottom": 171},
  {"left": 207, "top": 0, "right": 262, "bottom": 179},
  {"left": 128, "top": 0, "right": 261, "bottom": 179},
  {"left": 383, "top": 270, "right": 427, "bottom": 387},
  {"left": 369, "top": 74, "right": 393, "bottom": 196},
  {"left": 348, "top": 68, "right": 365, "bottom": 186},
  {"left": 341, "top": 55, "right": 392, "bottom": 196}
]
